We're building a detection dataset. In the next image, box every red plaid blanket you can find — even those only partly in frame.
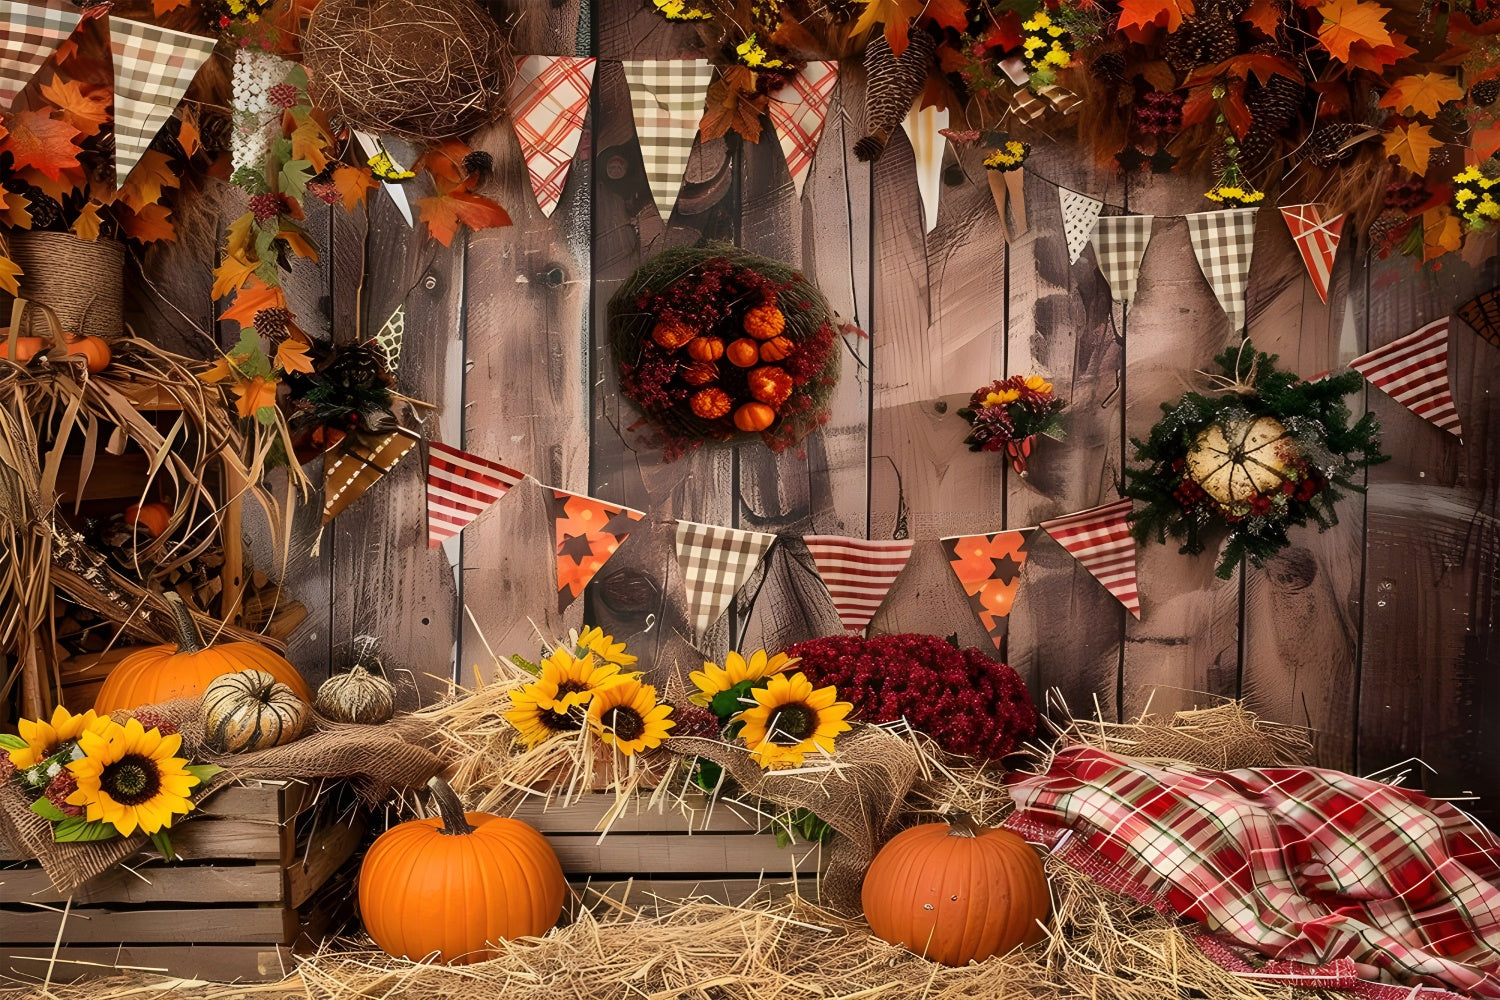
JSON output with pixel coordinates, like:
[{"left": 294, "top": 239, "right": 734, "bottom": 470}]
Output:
[{"left": 1005, "top": 747, "right": 1500, "bottom": 998}]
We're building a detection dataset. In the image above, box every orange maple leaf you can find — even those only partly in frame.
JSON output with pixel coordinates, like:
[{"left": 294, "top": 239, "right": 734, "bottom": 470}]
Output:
[
  {"left": 1241, "top": 0, "right": 1284, "bottom": 35},
  {"left": 331, "top": 164, "right": 376, "bottom": 210},
  {"left": 290, "top": 116, "right": 332, "bottom": 174},
  {"left": 178, "top": 111, "right": 201, "bottom": 159},
  {"left": 1422, "top": 206, "right": 1462, "bottom": 261},
  {"left": 0, "top": 190, "right": 30, "bottom": 229},
  {"left": 276, "top": 339, "right": 316, "bottom": 375},
  {"left": 212, "top": 253, "right": 261, "bottom": 300},
  {"left": 415, "top": 140, "right": 474, "bottom": 185},
  {"left": 277, "top": 225, "right": 320, "bottom": 261},
  {"left": 38, "top": 77, "right": 110, "bottom": 136},
  {"left": 700, "top": 66, "right": 767, "bottom": 144},
  {"left": 417, "top": 185, "right": 511, "bottom": 247},
  {"left": 1384, "top": 123, "right": 1443, "bottom": 175},
  {"left": 153, "top": 0, "right": 193, "bottom": 12},
  {"left": 1318, "top": 0, "right": 1393, "bottom": 61},
  {"left": 0, "top": 255, "right": 21, "bottom": 297},
  {"left": 1, "top": 109, "right": 81, "bottom": 181},
  {"left": 70, "top": 201, "right": 103, "bottom": 241},
  {"left": 1118, "top": 0, "right": 1196, "bottom": 40},
  {"left": 221, "top": 278, "right": 287, "bottom": 329},
  {"left": 119, "top": 202, "right": 176, "bottom": 243},
  {"left": 1470, "top": 112, "right": 1500, "bottom": 161},
  {"left": 233, "top": 376, "right": 279, "bottom": 418},
  {"left": 853, "top": 0, "right": 921, "bottom": 55},
  {"left": 117, "top": 150, "right": 180, "bottom": 212},
  {"left": 1379, "top": 73, "right": 1466, "bottom": 119},
  {"left": 1343, "top": 32, "right": 1414, "bottom": 72},
  {"left": 200, "top": 353, "right": 248, "bottom": 384}
]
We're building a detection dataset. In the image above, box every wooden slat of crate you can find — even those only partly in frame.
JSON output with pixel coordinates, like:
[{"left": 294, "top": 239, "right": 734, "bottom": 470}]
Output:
[
  {"left": 509, "top": 793, "right": 769, "bottom": 834},
  {"left": 0, "top": 904, "right": 297, "bottom": 944},
  {"left": 545, "top": 832, "right": 816, "bottom": 875},
  {"left": 0, "top": 862, "right": 286, "bottom": 905},
  {"left": 0, "top": 944, "right": 295, "bottom": 984}
]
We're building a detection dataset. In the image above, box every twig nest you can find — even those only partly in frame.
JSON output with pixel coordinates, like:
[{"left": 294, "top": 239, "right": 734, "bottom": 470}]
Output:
[{"left": 302, "top": 0, "right": 511, "bottom": 142}]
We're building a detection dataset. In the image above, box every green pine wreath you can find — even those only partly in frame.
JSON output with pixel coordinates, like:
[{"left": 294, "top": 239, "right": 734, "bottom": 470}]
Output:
[{"left": 1123, "top": 343, "right": 1386, "bottom": 579}]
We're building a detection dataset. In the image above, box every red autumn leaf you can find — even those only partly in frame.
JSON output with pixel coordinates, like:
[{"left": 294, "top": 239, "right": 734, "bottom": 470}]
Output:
[
  {"left": 853, "top": 0, "right": 923, "bottom": 55},
  {"left": 416, "top": 185, "right": 511, "bottom": 247},
  {"left": 1342, "top": 32, "right": 1415, "bottom": 72},
  {"left": 38, "top": 76, "right": 111, "bottom": 136},
  {"left": 1118, "top": 0, "right": 1195, "bottom": 42},
  {"left": 1317, "top": 0, "right": 1393, "bottom": 62},
  {"left": 700, "top": 66, "right": 766, "bottom": 143},
  {"left": 119, "top": 202, "right": 176, "bottom": 243},
  {"left": 1186, "top": 52, "right": 1301, "bottom": 86},
  {"left": 415, "top": 140, "right": 474, "bottom": 185},
  {"left": 2, "top": 109, "right": 81, "bottom": 181},
  {"left": 178, "top": 110, "right": 201, "bottom": 159},
  {"left": 920, "top": 0, "right": 969, "bottom": 33},
  {"left": 1224, "top": 79, "right": 1252, "bottom": 138},
  {"left": 1469, "top": 113, "right": 1500, "bottom": 160},
  {"left": 1180, "top": 86, "right": 1217, "bottom": 128},
  {"left": 1241, "top": 0, "right": 1284, "bottom": 35},
  {"left": 221, "top": 278, "right": 288, "bottom": 328},
  {"left": 154, "top": 0, "right": 193, "bottom": 12}
]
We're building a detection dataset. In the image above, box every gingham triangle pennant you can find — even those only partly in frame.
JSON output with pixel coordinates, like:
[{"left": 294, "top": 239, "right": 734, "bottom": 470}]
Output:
[
  {"left": 1280, "top": 204, "right": 1344, "bottom": 305},
  {"left": 1185, "top": 208, "right": 1259, "bottom": 331},
  {"left": 368, "top": 305, "right": 404, "bottom": 374},
  {"left": 1090, "top": 214, "right": 1156, "bottom": 306},
  {"left": 803, "top": 535, "right": 914, "bottom": 635},
  {"left": 1350, "top": 318, "right": 1463, "bottom": 437},
  {"left": 903, "top": 102, "right": 949, "bottom": 233},
  {"left": 621, "top": 58, "right": 715, "bottom": 220},
  {"left": 108, "top": 17, "right": 217, "bottom": 181},
  {"left": 941, "top": 530, "right": 1035, "bottom": 651},
  {"left": 0, "top": 0, "right": 82, "bottom": 109},
  {"left": 1456, "top": 287, "right": 1500, "bottom": 350},
  {"left": 1059, "top": 188, "right": 1103, "bottom": 265},
  {"left": 426, "top": 443, "right": 525, "bottom": 548},
  {"left": 507, "top": 55, "right": 596, "bottom": 217},
  {"left": 768, "top": 60, "right": 838, "bottom": 200},
  {"left": 546, "top": 489, "right": 645, "bottom": 612},
  {"left": 675, "top": 521, "right": 777, "bottom": 640},
  {"left": 322, "top": 427, "right": 420, "bottom": 524},
  {"left": 1041, "top": 499, "right": 1140, "bottom": 619}
]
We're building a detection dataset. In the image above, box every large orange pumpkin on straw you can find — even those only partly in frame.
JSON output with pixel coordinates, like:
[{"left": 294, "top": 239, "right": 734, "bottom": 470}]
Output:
[
  {"left": 862, "top": 814, "right": 1050, "bottom": 966},
  {"left": 359, "top": 776, "right": 566, "bottom": 964},
  {"left": 94, "top": 592, "right": 313, "bottom": 713}
]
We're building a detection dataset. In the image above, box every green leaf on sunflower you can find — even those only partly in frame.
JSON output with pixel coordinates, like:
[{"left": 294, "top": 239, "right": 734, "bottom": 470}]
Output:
[
  {"left": 709, "top": 679, "right": 758, "bottom": 721},
  {"left": 184, "top": 763, "right": 222, "bottom": 788},
  {"left": 0, "top": 733, "right": 27, "bottom": 750},
  {"left": 150, "top": 829, "right": 177, "bottom": 861},
  {"left": 29, "top": 797, "right": 70, "bottom": 822},
  {"left": 52, "top": 817, "right": 118, "bottom": 843}
]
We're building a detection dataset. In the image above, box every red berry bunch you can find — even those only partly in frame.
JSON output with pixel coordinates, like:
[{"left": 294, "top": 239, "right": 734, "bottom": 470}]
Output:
[
  {"left": 1137, "top": 91, "right": 1184, "bottom": 136},
  {"left": 248, "top": 192, "right": 282, "bottom": 225}
]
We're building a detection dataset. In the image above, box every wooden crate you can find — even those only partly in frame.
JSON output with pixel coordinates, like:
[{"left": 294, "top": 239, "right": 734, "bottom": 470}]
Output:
[{"left": 0, "top": 780, "right": 363, "bottom": 984}]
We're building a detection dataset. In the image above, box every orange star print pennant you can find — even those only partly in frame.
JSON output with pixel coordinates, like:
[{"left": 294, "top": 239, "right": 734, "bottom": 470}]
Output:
[{"left": 546, "top": 489, "right": 646, "bottom": 612}]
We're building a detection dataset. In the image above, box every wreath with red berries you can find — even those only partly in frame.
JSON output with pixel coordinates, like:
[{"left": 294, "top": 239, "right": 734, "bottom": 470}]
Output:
[
  {"left": 1123, "top": 343, "right": 1385, "bottom": 579},
  {"left": 607, "top": 244, "right": 842, "bottom": 458}
]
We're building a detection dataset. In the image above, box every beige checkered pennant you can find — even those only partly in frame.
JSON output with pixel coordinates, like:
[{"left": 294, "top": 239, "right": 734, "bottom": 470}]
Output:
[
  {"left": 109, "top": 17, "right": 217, "bottom": 181},
  {"left": 620, "top": 59, "right": 715, "bottom": 220},
  {"left": 675, "top": 520, "right": 776, "bottom": 641},
  {"left": 1, "top": 0, "right": 81, "bottom": 109}
]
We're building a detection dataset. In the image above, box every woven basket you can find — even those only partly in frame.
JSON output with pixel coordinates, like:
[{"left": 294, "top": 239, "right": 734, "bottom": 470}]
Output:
[{"left": 7, "top": 231, "right": 124, "bottom": 339}]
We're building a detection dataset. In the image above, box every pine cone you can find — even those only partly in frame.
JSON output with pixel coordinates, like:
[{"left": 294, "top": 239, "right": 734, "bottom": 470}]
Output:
[
  {"left": 325, "top": 344, "right": 391, "bottom": 387},
  {"left": 1197, "top": 0, "right": 1250, "bottom": 17},
  {"left": 462, "top": 150, "right": 493, "bottom": 178},
  {"left": 254, "top": 306, "right": 291, "bottom": 338},
  {"left": 1302, "top": 122, "right": 1372, "bottom": 168},
  {"left": 197, "top": 110, "right": 234, "bottom": 153},
  {"left": 23, "top": 187, "right": 66, "bottom": 231},
  {"left": 1246, "top": 73, "right": 1304, "bottom": 134},
  {"left": 1161, "top": 16, "right": 1240, "bottom": 73},
  {"left": 1472, "top": 79, "right": 1500, "bottom": 107},
  {"left": 1237, "top": 130, "right": 1275, "bottom": 175},
  {"left": 1090, "top": 50, "right": 1126, "bottom": 84},
  {"left": 856, "top": 28, "right": 937, "bottom": 162}
]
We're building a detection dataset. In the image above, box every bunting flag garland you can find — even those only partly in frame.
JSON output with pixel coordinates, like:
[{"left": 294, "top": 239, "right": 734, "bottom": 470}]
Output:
[
  {"left": 1185, "top": 208, "right": 1259, "bottom": 331},
  {"left": 941, "top": 530, "right": 1035, "bottom": 650},
  {"left": 108, "top": 17, "right": 218, "bottom": 181},
  {"left": 1280, "top": 204, "right": 1344, "bottom": 305},
  {"left": 0, "top": 0, "right": 82, "bottom": 109},
  {"left": 1060, "top": 189, "right": 1103, "bottom": 265},
  {"left": 1041, "top": 499, "right": 1140, "bottom": 619},
  {"left": 547, "top": 489, "right": 645, "bottom": 612},
  {"left": 1350, "top": 318, "right": 1463, "bottom": 437},
  {"left": 507, "top": 55, "right": 596, "bottom": 218},
  {"left": 322, "top": 426, "right": 420, "bottom": 524},
  {"left": 675, "top": 521, "right": 778, "bottom": 640},
  {"left": 621, "top": 58, "right": 715, "bottom": 220},
  {"left": 767, "top": 60, "right": 838, "bottom": 200},
  {"left": 989, "top": 170, "right": 1028, "bottom": 243},
  {"left": 903, "top": 102, "right": 949, "bottom": 233},
  {"left": 1457, "top": 288, "right": 1500, "bottom": 350},
  {"left": 425, "top": 443, "right": 525, "bottom": 548},
  {"left": 802, "top": 535, "right": 914, "bottom": 634},
  {"left": 370, "top": 305, "right": 405, "bottom": 374},
  {"left": 1090, "top": 214, "right": 1156, "bottom": 306}
]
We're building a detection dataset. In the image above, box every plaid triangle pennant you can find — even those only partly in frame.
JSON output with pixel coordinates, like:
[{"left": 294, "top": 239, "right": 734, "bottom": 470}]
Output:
[
  {"left": 322, "top": 427, "right": 420, "bottom": 524},
  {"left": 903, "top": 102, "right": 949, "bottom": 233},
  {"left": 941, "top": 530, "right": 1034, "bottom": 651},
  {"left": 1041, "top": 499, "right": 1140, "bottom": 619},
  {"left": 1456, "top": 287, "right": 1500, "bottom": 350},
  {"left": 426, "top": 443, "right": 525, "bottom": 548},
  {"left": 1059, "top": 188, "right": 1103, "bottom": 265},
  {"left": 1350, "top": 318, "right": 1463, "bottom": 437},
  {"left": 0, "top": 0, "right": 81, "bottom": 109},
  {"left": 109, "top": 17, "right": 217, "bottom": 181},
  {"left": 1090, "top": 214, "right": 1156, "bottom": 306},
  {"left": 370, "top": 305, "right": 404, "bottom": 374},
  {"left": 1280, "top": 204, "right": 1344, "bottom": 305},
  {"left": 803, "top": 535, "right": 914, "bottom": 635},
  {"left": 507, "top": 55, "right": 596, "bottom": 218},
  {"left": 1185, "top": 208, "right": 1259, "bottom": 331},
  {"left": 621, "top": 58, "right": 715, "bottom": 220},
  {"left": 547, "top": 489, "right": 645, "bottom": 612},
  {"left": 675, "top": 521, "right": 777, "bottom": 640},
  {"left": 768, "top": 60, "right": 838, "bottom": 200}
]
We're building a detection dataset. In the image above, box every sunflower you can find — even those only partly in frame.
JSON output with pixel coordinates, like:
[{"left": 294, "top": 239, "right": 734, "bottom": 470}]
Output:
[
  {"left": 66, "top": 718, "right": 200, "bottom": 837},
  {"left": 505, "top": 683, "right": 585, "bottom": 749},
  {"left": 736, "top": 671, "right": 853, "bottom": 770},
  {"left": 531, "top": 648, "right": 630, "bottom": 712},
  {"left": 588, "top": 678, "right": 675, "bottom": 756},
  {"left": 8, "top": 706, "right": 114, "bottom": 770},
  {"left": 690, "top": 649, "right": 798, "bottom": 708},
  {"left": 575, "top": 626, "right": 639, "bottom": 668}
]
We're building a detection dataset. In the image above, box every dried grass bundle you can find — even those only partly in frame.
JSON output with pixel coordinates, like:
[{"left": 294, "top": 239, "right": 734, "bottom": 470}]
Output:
[{"left": 1050, "top": 694, "right": 1315, "bottom": 770}]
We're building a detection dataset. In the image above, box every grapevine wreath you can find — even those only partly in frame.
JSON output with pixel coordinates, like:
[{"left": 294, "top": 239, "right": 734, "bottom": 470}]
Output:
[
  {"left": 1123, "top": 343, "right": 1385, "bottom": 578},
  {"left": 607, "top": 244, "right": 842, "bottom": 457}
]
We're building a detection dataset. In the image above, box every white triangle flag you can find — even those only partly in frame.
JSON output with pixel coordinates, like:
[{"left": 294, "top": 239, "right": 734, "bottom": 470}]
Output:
[
  {"left": 109, "top": 17, "right": 217, "bottom": 182},
  {"left": 620, "top": 59, "right": 716, "bottom": 220},
  {"left": 1059, "top": 188, "right": 1103, "bottom": 265},
  {"left": 902, "top": 102, "right": 949, "bottom": 233}
]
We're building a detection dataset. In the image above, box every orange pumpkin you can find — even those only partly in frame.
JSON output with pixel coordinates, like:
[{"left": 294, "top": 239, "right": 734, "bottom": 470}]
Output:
[
  {"left": 733, "top": 402, "right": 777, "bottom": 432},
  {"left": 747, "top": 366, "right": 793, "bottom": 407},
  {"left": 743, "top": 304, "right": 786, "bottom": 340},
  {"left": 2, "top": 329, "right": 49, "bottom": 364},
  {"left": 359, "top": 776, "right": 566, "bottom": 964},
  {"left": 686, "top": 336, "right": 725, "bottom": 362},
  {"left": 862, "top": 814, "right": 1050, "bottom": 967},
  {"left": 650, "top": 320, "right": 695, "bottom": 351},
  {"left": 681, "top": 361, "right": 718, "bottom": 385},
  {"left": 94, "top": 592, "right": 313, "bottom": 713},
  {"left": 690, "top": 387, "right": 732, "bottom": 420},
  {"left": 62, "top": 333, "right": 111, "bottom": 373},
  {"left": 726, "top": 338, "right": 760, "bottom": 368},
  {"left": 125, "top": 501, "right": 172, "bottom": 538},
  {"left": 759, "top": 336, "right": 795, "bottom": 363}
]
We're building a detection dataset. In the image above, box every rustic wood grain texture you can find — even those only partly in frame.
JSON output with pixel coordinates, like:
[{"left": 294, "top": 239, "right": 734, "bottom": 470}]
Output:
[
  {"left": 0, "top": 905, "right": 296, "bottom": 945},
  {"left": 0, "top": 945, "right": 296, "bottom": 984},
  {"left": 0, "top": 863, "right": 286, "bottom": 906}
]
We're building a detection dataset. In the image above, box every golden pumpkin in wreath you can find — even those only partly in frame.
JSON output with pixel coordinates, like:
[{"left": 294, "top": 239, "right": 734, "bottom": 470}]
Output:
[{"left": 1185, "top": 416, "right": 1297, "bottom": 504}]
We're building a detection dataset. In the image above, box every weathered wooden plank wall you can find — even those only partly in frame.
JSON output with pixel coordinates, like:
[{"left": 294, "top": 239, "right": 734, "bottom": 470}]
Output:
[{"left": 134, "top": 2, "right": 1498, "bottom": 814}]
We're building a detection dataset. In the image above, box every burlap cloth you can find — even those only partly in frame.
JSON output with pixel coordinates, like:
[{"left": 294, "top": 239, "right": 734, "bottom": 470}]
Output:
[{"left": 1, "top": 698, "right": 444, "bottom": 895}]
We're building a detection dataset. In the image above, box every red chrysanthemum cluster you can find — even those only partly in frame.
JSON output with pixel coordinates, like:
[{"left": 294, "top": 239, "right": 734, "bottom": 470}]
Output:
[
  {"left": 44, "top": 770, "right": 82, "bottom": 817},
  {"left": 782, "top": 633, "right": 1037, "bottom": 759},
  {"left": 1136, "top": 91, "right": 1184, "bottom": 136}
]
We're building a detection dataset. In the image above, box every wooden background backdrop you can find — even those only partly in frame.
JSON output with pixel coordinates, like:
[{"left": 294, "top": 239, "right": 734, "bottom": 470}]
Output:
[{"left": 130, "top": 1, "right": 1499, "bottom": 817}]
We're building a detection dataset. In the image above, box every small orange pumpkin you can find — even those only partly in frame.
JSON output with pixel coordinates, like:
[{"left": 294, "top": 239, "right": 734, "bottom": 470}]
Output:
[
  {"left": 62, "top": 333, "right": 111, "bottom": 373},
  {"left": 690, "top": 387, "right": 732, "bottom": 420},
  {"left": 862, "top": 814, "right": 1050, "bottom": 967},
  {"left": 125, "top": 501, "right": 173, "bottom": 538},
  {"left": 94, "top": 591, "right": 313, "bottom": 713},
  {"left": 2, "top": 329, "right": 49, "bottom": 364},
  {"left": 747, "top": 366, "right": 793, "bottom": 407},
  {"left": 650, "top": 320, "right": 695, "bottom": 351},
  {"left": 733, "top": 401, "right": 777, "bottom": 432},
  {"left": 743, "top": 304, "right": 786, "bottom": 340},
  {"left": 359, "top": 776, "right": 566, "bottom": 964},
  {"left": 726, "top": 338, "right": 760, "bottom": 368},
  {"left": 686, "top": 336, "right": 725, "bottom": 362},
  {"left": 759, "top": 336, "right": 795, "bottom": 363},
  {"left": 681, "top": 361, "right": 718, "bottom": 385}
]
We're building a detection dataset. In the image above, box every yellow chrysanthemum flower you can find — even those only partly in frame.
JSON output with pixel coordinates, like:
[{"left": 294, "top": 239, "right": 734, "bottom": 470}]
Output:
[
  {"left": 736, "top": 34, "right": 784, "bottom": 69},
  {"left": 8, "top": 706, "right": 114, "bottom": 770},
  {"left": 505, "top": 683, "right": 584, "bottom": 748},
  {"left": 575, "top": 625, "right": 638, "bottom": 668},
  {"left": 367, "top": 151, "right": 415, "bottom": 182},
  {"left": 1044, "top": 46, "right": 1072, "bottom": 68},
  {"left": 690, "top": 649, "right": 798, "bottom": 707},
  {"left": 66, "top": 719, "right": 199, "bottom": 837},
  {"left": 530, "top": 648, "right": 630, "bottom": 712},
  {"left": 1023, "top": 374, "right": 1054, "bottom": 394},
  {"left": 588, "top": 678, "right": 675, "bottom": 756},
  {"left": 735, "top": 672, "right": 853, "bottom": 770},
  {"left": 983, "top": 388, "right": 1021, "bottom": 407}
]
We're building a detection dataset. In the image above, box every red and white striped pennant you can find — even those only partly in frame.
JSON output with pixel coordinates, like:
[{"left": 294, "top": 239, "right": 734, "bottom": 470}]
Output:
[
  {"left": 1350, "top": 318, "right": 1463, "bottom": 437},
  {"left": 803, "top": 535, "right": 914, "bottom": 634},
  {"left": 1040, "top": 499, "right": 1140, "bottom": 619},
  {"left": 426, "top": 442, "right": 525, "bottom": 547},
  {"left": 1281, "top": 204, "right": 1345, "bottom": 304},
  {"left": 767, "top": 61, "right": 838, "bottom": 200}
]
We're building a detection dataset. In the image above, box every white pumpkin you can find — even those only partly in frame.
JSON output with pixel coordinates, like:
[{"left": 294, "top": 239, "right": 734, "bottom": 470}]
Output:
[
  {"left": 315, "top": 665, "right": 397, "bottom": 725},
  {"left": 1186, "top": 416, "right": 1297, "bottom": 504}
]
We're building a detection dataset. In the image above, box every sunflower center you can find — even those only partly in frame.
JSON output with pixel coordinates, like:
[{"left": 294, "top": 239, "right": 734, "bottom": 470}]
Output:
[
  {"left": 766, "top": 703, "right": 817, "bottom": 746},
  {"left": 100, "top": 754, "right": 161, "bottom": 805},
  {"left": 602, "top": 706, "right": 645, "bottom": 743},
  {"left": 556, "top": 680, "right": 591, "bottom": 698},
  {"left": 541, "top": 708, "right": 582, "bottom": 733}
]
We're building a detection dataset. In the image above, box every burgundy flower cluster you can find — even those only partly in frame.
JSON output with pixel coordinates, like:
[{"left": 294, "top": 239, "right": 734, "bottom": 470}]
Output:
[
  {"left": 1137, "top": 91, "right": 1184, "bottom": 136},
  {"left": 783, "top": 633, "right": 1037, "bottom": 759}
]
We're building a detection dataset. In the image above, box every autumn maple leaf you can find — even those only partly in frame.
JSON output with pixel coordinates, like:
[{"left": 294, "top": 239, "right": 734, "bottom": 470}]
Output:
[
  {"left": 855, "top": 0, "right": 966, "bottom": 54},
  {"left": 1422, "top": 206, "right": 1462, "bottom": 260},
  {"left": 200, "top": 353, "right": 249, "bottom": 384},
  {"left": 178, "top": 111, "right": 201, "bottom": 158},
  {"left": 0, "top": 255, "right": 22, "bottom": 297},
  {"left": 417, "top": 184, "right": 511, "bottom": 247},
  {"left": 1118, "top": 0, "right": 1196, "bottom": 41},
  {"left": 117, "top": 150, "right": 179, "bottom": 212},
  {"left": 70, "top": 201, "right": 103, "bottom": 241},
  {"left": 276, "top": 339, "right": 316, "bottom": 375},
  {"left": 39, "top": 77, "right": 110, "bottom": 136},
  {"left": 2, "top": 109, "right": 81, "bottom": 181},
  {"left": 1379, "top": 73, "right": 1466, "bottom": 119},
  {"left": 700, "top": 66, "right": 766, "bottom": 143},
  {"left": 212, "top": 253, "right": 261, "bottom": 301},
  {"left": 290, "top": 116, "right": 333, "bottom": 174},
  {"left": 331, "top": 164, "right": 376, "bottom": 210},
  {"left": 119, "top": 202, "right": 176, "bottom": 243},
  {"left": 221, "top": 278, "right": 288, "bottom": 329},
  {"left": 1384, "top": 123, "right": 1443, "bottom": 175},
  {"left": 1240, "top": 0, "right": 1284, "bottom": 36},
  {"left": 233, "top": 376, "right": 279, "bottom": 418},
  {"left": 1317, "top": 0, "right": 1393, "bottom": 62}
]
